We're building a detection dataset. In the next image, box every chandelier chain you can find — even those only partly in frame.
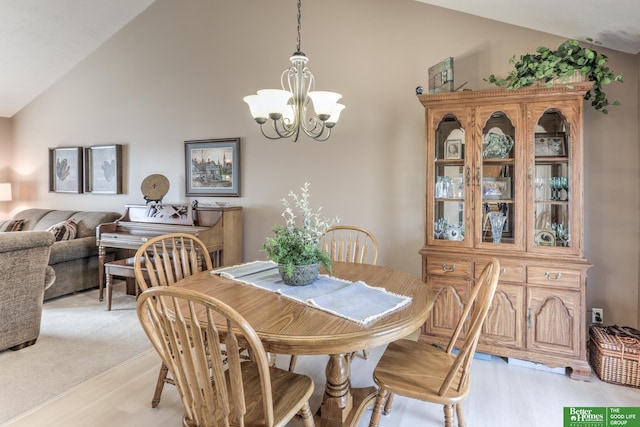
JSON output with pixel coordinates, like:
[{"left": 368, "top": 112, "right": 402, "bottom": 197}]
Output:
[
  {"left": 243, "top": 0, "right": 343, "bottom": 142},
  {"left": 296, "top": 0, "right": 302, "bottom": 53}
]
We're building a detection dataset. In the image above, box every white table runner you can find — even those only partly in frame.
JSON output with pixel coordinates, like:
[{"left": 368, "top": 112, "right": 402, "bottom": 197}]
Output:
[{"left": 211, "top": 261, "right": 411, "bottom": 325}]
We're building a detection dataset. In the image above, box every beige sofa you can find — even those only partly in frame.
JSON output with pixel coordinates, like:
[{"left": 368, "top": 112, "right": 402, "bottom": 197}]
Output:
[
  {"left": 7, "top": 209, "right": 121, "bottom": 300},
  {"left": 0, "top": 231, "right": 56, "bottom": 351}
]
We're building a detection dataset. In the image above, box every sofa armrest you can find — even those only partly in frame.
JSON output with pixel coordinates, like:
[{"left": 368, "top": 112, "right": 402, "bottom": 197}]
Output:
[
  {"left": 0, "top": 231, "right": 55, "bottom": 252},
  {"left": 44, "top": 265, "right": 56, "bottom": 291},
  {"left": 48, "top": 236, "right": 97, "bottom": 264}
]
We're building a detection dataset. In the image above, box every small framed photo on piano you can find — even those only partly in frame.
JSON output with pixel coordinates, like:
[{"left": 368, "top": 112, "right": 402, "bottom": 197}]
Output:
[
  {"left": 84, "top": 144, "right": 123, "bottom": 194},
  {"left": 185, "top": 138, "right": 240, "bottom": 197}
]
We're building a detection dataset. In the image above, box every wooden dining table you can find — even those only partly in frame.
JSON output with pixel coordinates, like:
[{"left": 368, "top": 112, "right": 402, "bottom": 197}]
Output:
[{"left": 173, "top": 261, "right": 435, "bottom": 427}]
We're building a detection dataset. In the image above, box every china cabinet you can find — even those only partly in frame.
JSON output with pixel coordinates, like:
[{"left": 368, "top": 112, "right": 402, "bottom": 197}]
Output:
[{"left": 418, "top": 83, "right": 592, "bottom": 380}]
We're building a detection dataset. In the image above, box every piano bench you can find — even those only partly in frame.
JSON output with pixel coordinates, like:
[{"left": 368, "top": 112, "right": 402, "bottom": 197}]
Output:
[{"left": 104, "top": 257, "right": 148, "bottom": 311}]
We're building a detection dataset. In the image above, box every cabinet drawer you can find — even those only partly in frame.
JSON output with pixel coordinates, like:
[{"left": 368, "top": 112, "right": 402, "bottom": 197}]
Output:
[
  {"left": 475, "top": 260, "right": 524, "bottom": 283},
  {"left": 527, "top": 266, "right": 581, "bottom": 289},
  {"left": 426, "top": 257, "right": 471, "bottom": 278}
]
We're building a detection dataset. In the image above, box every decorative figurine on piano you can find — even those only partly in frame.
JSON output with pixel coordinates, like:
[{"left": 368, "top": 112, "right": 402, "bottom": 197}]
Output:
[{"left": 141, "top": 174, "right": 170, "bottom": 205}]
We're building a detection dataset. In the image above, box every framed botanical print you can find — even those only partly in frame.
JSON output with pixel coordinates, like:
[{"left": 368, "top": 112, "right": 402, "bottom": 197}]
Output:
[
  {"left": 49, "top": 147, "right": 83, "bottom": 193},
  {"left": 185, "top": 138, "right": 240, "bottom": 197},
  {"left": 84, "top": 144, "right": 123, "bottom": 194}
]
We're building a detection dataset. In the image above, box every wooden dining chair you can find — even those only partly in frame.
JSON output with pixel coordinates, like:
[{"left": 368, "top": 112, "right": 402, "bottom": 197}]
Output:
[
  {"left": 134, "top": 232, "right": 214, "bottom": 408},
  {"left": 287, "top": 225, "right": 379, "bottom": 372},
  {"left": 137, "top": 286, "right": 315, "bottom": 427},
  {"left": 321, "top": 225, "right": 379, "bottom": 265},
  {"left": 368, "top": 258, "right": 500, "bottom": 427},
  {"left": 324, "top": 225, "right": 379, "bottom": 362}
]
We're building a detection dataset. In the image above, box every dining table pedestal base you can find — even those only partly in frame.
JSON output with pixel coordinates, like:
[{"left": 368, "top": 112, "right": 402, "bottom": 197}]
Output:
[{"left": 318, "top": 353, "right": 378, "bottom": 427}]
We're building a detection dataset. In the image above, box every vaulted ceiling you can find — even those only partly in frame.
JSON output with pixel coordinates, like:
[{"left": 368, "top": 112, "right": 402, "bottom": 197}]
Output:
[
  {"left": 416, "top": 0, "right": 640, "bottom": 55},
  {"left": 0, "top": 0, "right": 155, "bottom": 118},
  {"left": 0, "top": 0, "right": 638, "bottom": 119}
]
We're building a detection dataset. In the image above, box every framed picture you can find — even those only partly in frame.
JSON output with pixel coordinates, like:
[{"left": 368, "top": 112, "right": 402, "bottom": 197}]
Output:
[
  {"left": 428, "top": 57, "right": 454, "bottom": 94},
  {"left": 482, "top": 177, "right": 511, "bottom": 200},
  {"left": 535, "top": 133, "right": 567, "bottom": 157},
  {"left": 49, "top": 147, "right": 83, "bottom": 193},
  {"left": 185, "top": 138, "right": 240, "bottom": 197},
  {"left": 444, "top": 139, "right": 462, "bottom": 159},
  {"left": 84, "top": 144, "right": 123, "bottom": 194}
]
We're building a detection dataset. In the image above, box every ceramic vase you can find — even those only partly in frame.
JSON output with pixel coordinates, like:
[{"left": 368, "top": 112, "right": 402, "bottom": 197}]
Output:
[{"left": 278, "top": 262, "right": 321, "bottom": 286}]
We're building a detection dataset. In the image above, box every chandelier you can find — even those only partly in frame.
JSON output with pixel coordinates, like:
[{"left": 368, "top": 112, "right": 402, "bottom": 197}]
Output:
[{"left": 243, "top": 0, "right": 344, "bottom": 142}]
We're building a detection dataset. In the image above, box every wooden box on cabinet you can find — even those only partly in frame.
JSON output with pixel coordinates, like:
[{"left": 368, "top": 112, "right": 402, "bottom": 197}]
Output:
[{"left": 418, "top": 84, "right": 593, "bottom": 380}]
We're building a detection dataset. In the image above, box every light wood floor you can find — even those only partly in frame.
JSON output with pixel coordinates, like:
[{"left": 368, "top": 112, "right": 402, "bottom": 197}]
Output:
[{"left": 3, "top": 344, "right": 639, "bottom": 427}]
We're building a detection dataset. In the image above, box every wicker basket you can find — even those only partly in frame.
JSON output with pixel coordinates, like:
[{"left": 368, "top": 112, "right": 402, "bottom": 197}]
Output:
[
  {"left": 589, "top": 325, "right": 640, "bottom": 388},
  {"left": 536, "top": 70, "right": 587, "bottom": 86}
]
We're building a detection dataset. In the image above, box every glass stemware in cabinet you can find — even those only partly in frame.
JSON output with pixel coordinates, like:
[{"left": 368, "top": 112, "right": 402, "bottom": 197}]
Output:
[
  {"left": 535, "top": 177, "right": 547, "bottom": 201},
  {"left": 435, "top": 176, "right": 453, "bottom": 199},
  {"left": 553, "top": 222, "right": 571, "bottom": 247},
  {"left": 560, "top": 176, "right": 569, "bottom": 201},
  {"left": 549, "top": 176, "right": 569, "bottom": 201},
  {"left": 549, "top": 177, "right": 560, "bottom": 201},
  {"left": 434, "top": 218, "right": 447, "bottom": 240}
]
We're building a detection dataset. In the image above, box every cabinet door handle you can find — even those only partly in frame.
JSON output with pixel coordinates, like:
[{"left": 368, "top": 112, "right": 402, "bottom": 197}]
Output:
[
  {"left": 544, "top": 271, "right": 562, "bottom": 281},
  {"left": 441, "top": 263, "right": 455, "bottom": 272},
  {"left": 475, "top": 169, "right": 481, "bottom": 186},
  {"left": 528, "top": 166, "right": 533, "bottom": 187},
  {"left": 465, "top": 167, "right": 471, "bottom": 187},
  {"left": 500, "top": 267, "right": 506, "bottom": 275},
  {"left": 527, "top": 308, "right": 532, "bottom": 329}
]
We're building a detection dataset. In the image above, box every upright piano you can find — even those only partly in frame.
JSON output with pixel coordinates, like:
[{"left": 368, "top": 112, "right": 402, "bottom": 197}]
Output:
[{"left": 96, "top": 203, "right": 242, "bottom": 295}]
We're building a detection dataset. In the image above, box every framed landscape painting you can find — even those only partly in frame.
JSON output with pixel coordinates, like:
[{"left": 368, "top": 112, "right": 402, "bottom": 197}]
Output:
[
  {"left": 482, "top": 177, "right": 511, "bottom": 200},
  {"left": 49, "top": 147, "right": 83, "bottom": 193},
  {"left": 185, "top": 138, "right": 240, "bottom": 197}
]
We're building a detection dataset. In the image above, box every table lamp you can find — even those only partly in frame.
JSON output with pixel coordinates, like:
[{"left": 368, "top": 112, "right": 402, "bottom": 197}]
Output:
[{"left": 0, "top": 183, "right": 12, "bottom": 201}]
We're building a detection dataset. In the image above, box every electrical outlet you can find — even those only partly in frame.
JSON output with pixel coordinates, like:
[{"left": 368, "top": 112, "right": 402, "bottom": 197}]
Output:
[{"left": 592, "top": 308, "right": 603, "bottom": 324}]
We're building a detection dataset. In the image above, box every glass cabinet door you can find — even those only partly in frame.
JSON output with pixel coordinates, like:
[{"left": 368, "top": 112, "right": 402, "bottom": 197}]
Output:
[
  {"left": 531, "top": 108, "right": 573, "bottom": 252},
  {"left": 475, "top": 107, "right": 521, "bottom": 250},
  {"left": 430, "top": 113, "right": 468, "bottom": 245}
]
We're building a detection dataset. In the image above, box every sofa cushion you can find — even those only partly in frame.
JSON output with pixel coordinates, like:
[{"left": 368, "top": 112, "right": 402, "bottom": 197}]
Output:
[
  {"left": 11, "top": 209, "right": 54, "bottom": 231},
  {"left": 13, "top": 209, "right": 121, "bottom": 238},
  {"left": 31, "top": 210, "right": 78, "bottom": 232},
  {"left": 46, "top": 219, "right": 78, "bottom": 241},
  {"left": 48, "top": 237, "right": 98, "bottom": 264},
  {"left": 67, "top": 211, "right": 121, "bottom": 238},
  {"left": 0, "top": 219, "right": 24, "bottom": 232}
]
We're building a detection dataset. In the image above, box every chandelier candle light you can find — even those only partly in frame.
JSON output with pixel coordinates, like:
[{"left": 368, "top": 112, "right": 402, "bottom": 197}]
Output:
[{"left": 243, "top": 0, "right": 344, "bottom": 142}]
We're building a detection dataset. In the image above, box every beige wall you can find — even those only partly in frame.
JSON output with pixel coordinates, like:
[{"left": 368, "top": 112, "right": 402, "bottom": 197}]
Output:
[
  {"left": 0, "top": 117, "right": 12, "bottom": 219},
  {"left": 8, "top": 0, "right": 640, "bottom": 327}
]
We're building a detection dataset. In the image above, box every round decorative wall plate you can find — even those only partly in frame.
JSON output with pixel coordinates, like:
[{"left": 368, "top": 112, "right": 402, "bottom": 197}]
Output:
[{"left": 141, "top": 174, "right": 170, "bottom": 203}]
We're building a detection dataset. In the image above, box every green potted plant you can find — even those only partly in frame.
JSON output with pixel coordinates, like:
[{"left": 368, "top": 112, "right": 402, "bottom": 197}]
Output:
[
  {"left": 262, "top": 182, "right": 339, "bottom": 286},
  {"left": 486, "top": 39, "right": 623, "bottom": 113}
]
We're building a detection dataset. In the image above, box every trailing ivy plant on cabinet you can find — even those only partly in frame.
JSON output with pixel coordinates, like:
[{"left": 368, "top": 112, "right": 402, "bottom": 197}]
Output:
[{"left": 418, "top": 83, "right": 592, "bottom": 380}]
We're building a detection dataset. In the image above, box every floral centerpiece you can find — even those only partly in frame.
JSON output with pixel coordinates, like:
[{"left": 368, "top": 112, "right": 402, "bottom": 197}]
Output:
[{"left": 262, "top": 182, "right": 339, "bottom": 286}]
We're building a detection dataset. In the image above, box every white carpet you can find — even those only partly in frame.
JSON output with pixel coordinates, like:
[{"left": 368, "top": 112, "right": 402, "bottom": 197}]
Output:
[{"left": 0, "top": 282, "right": 151, "bottom": 424}]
